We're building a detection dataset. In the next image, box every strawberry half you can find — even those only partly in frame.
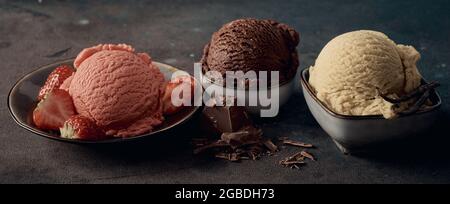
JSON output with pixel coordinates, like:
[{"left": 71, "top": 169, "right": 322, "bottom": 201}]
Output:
[
  {"left": 60, "top": 115, "right": 107, "bottom": 141},
  {"left": 162, "top": 76, "right": 196, "bottom": 115},
  {"left": 38, "top": 64, "right": 74, "bottom": 101},
  {"left": 33, "top": 89, "right": 76, "bottom": 130}
]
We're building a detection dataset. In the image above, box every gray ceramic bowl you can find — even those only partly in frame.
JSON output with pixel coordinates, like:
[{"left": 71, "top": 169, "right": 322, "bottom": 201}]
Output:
[
  {"left": 300, "top": 68, "right": 442, "bottom": 154},
  {"left": 201, "top": 71, "right": 298, "bottom": 117},
  {"left": 8, "top": 59, "right": 202, "bottom": 144}
]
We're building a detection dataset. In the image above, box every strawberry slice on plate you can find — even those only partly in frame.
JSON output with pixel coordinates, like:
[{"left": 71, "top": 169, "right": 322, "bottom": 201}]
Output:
[
  {"left": 37, "top": 64, "right": 74, "bottom": 101},
  {"left": 162, "top": 76, "right": 196, "bottom": 115},
  {"left": 33, "top": 89, "right": 76, "bottom": 130},
  {"left": 60, "top": 115, "right": 107, "bottom": 141}
]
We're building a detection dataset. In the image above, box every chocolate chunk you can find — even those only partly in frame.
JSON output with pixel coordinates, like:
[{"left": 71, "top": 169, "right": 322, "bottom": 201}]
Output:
[
  {"left": 196, "top": 98, "right": 319, "bottom": 165},
  {"left": 201, "top": 96, "right": 252, "bottom": 135}
]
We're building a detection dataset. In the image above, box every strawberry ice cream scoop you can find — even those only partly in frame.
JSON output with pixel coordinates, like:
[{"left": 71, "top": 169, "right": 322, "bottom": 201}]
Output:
[{"left": 66, "top": 44, "right": 165, "bottom": 137}]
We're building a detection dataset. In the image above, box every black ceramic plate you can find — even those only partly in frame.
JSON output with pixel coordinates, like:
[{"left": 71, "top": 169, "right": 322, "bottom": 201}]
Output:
[{"left": 8, "top": 59, "right": 201, "bottom": 144}]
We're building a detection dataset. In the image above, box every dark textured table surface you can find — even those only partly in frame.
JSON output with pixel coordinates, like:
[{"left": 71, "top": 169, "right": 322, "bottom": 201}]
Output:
[{"left": 1, "top": 0, "right": 450, "bottom": 184}]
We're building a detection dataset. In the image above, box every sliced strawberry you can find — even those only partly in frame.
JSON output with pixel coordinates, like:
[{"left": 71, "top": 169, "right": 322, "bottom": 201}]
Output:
[
  {"left": 162, "top": 76, "right": 195, "bottom": 115},
  {"left": 33, "top": 89, "right": 76, "bottom": 130},
  {"left": 38, "top": 64, "right": 74, "bottom": 101},
  {"left": 60, "top": 115, "right": 107, "bottom": 141}
]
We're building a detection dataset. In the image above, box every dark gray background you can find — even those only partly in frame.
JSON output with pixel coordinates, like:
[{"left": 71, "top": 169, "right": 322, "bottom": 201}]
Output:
[{"left": 1, "top": 0, "right": 449, "bottom": 184}]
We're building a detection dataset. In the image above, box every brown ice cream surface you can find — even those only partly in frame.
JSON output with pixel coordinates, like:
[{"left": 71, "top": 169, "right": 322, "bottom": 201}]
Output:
[{"left": 201, "top": 18, "right": 300, "bottom": 84}]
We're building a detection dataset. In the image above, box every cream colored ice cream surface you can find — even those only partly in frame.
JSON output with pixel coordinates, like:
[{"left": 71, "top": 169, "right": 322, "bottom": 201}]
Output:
[{"left": 309, "top": 30, "right": 422, "bottom": 119}]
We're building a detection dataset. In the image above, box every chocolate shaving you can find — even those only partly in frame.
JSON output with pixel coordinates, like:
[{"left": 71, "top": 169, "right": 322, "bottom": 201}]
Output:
[
  {"left": 279, "top": 151, "right": 307, "bottom": 169},
  {"left": 194, "top": 124, "right": 271, "bottom": 162},
  {"left": 301, "top": 151, "right": 316, "bottom": 161},
  {"left": 196, "top": 96, "right": 318, "bottom": 165},
  {"left": 221, "top": 126, "right": 262, "bottom": 149},
  {"left": 291, "top": 164, "right": 300, "bottom": 169},
  {"left": 193, "top": 140, "right": 228, "bottom": 155},
  {"left": 287, "top": 151, "right": 304, "bottom": 161},
  {"left": 196, "top": 96, "right": 276, "bottom": 162},
  {"left": 248, "top": 151, "right": 260, "bottom": 160},
  {"left": 215, "top": 153, "right": 239, "bottom": 162},
  {"left": 215, "top": 153, "right": 230, "bottom": 160},
  {"left": 282, "top": 139, "right": 314, "bottom": 148},
  {"left": 230, "top": 153, "right": 240, "bottom": 161},
  {"left": 263, "top": 139, "right": 278, "bottom": 153}
]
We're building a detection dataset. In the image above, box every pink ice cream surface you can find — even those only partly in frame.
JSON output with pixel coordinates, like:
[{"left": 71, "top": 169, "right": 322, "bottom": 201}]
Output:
[
  {"left": 59, "top": 74, "right": 73, "bottom": 92},
  {"left": 66, "top": 44, "right": 165, "bottom": 137}
]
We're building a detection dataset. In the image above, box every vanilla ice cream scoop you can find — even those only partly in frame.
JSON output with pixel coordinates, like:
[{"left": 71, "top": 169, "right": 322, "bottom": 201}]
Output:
[{"left": 309, "top": 30, "right": 423, "bottom": 119}]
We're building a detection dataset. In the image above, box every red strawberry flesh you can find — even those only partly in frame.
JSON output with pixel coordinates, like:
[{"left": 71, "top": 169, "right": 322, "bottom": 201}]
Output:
[{"left": 33, "top": 89, "right": 76, "bottom": 130}]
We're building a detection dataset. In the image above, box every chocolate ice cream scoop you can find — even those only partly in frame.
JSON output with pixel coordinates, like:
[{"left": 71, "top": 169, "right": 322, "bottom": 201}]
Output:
[{"left": 201, "top": 18, "right": 300, "bottom": 85}]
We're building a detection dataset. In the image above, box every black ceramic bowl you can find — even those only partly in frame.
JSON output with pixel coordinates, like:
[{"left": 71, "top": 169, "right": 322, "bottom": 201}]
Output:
[{"left": 8, "top": 59, "right": 202, "bottom": 144}]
